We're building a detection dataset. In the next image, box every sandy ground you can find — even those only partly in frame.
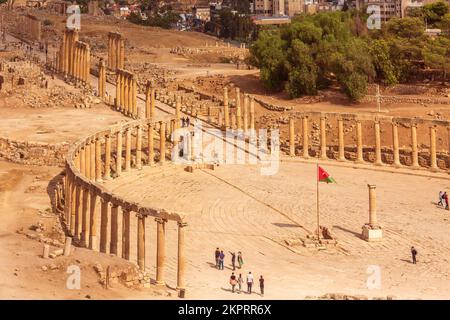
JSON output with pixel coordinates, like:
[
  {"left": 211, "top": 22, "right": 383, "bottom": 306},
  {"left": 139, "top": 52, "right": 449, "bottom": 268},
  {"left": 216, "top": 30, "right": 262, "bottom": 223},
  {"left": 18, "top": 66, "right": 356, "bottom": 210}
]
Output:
[{"left": 102, "top": 160, "right": 450, "bottom": 299}]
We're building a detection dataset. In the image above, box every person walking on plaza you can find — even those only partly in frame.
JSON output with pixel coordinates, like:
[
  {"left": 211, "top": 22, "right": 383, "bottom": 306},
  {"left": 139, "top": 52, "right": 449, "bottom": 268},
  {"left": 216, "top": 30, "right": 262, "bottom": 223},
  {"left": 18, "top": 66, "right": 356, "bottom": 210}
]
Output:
[
  {"left": 259, "top": 275, "right": 265, "bottom": 297},
  {"left": 219, "top": 250, "right": 225, "bottom": 270},
  {"left": 444, "top": 192, "right": 449, "bottom": 210},
  {"left": 229, "top": 272, "right": 237, "bottom": 293},
  {"left": 246, "top": 271, "right": 254, "bottom": 294},
  {"left": 237, "top": 251, "right": 244, "bottom": 269},
  {"left": 411, "top": 246, "right": 418, "bottom": 264},
  {"left": 237, "top": 273, "right": 244, "bottom": 294},
  {"left": 438, "top": 191, "right": 444, "bottom": 206},
  {"left": 214, "top": 248, "right": 220, "bottom": 269},
  {"left": 229, "top": 252, "right": 236, "bottom": 271}
]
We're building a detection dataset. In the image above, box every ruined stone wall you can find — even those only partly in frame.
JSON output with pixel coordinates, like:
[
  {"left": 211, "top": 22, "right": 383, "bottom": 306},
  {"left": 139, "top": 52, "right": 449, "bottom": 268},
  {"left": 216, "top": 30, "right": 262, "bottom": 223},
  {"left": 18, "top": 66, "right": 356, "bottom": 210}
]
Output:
[{"left": 0, "top": 137, "right": 68, "bottom": 166}]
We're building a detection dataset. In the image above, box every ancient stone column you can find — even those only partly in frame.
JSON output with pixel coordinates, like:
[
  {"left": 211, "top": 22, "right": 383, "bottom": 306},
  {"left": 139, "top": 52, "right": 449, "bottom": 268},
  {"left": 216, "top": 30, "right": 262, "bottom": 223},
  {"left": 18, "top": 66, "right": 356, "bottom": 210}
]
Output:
[
  {"left": 116, "top": 130, "right": 123, "bottom": 176},
  {"left": 145, "top": 84, "right": 151, "bottom": 118},
  {"left": 98, "top": 59, "right": 106, "bottom": 99},
  {"left": 90, "top": 139, "right": 96, "bottom": 180},
  {"left": 236, "top": 88, "right": 242, "bottom": 131},
  {"left": 356, "top": 120, "right": 364, "bottom": 163},
  {"left": 70, "top": 178, "right": 77, "bottom": 236},
  {"left": 99, "top": 199, "right": 110, "bottom": 253},
  {"left": 374, "top": 120, "right": 382, "bottom": 165},
  {"left": 177, "top": 222, "right": 187, "bottom": 290},
  {"left": 95, "top": 138, "right": 102, "bottom": 181},
  {"left": 62, "top": 30, "right": 68, "bottom": 74},
  {"left": 151, "top": 88, "right": 155, "bottom": 118},
  {"left": 115, "top": 72, "right": 121, "bottom": 110},
  {"left": 155, "top": 217, "right": 166, "bottom": 286},
  {"left": 302, "top": 116, "right": 309, "bottom": 158},
  {"left": 392, "top": 122, "right": 401, "bottom": 167},
  {"left": 411, "top": 123, "right": 419, "bottom": 168},
  {"left": 104, "top": 134, "right": 111, "bottom": 180},
  {"left": 85, "top": 141, "right": 91, "bottom": 179},
  {"left": 89, "top": 191, "right": 99, "bottom": 250},
  {"left": 430, "top": 125, "right": 438, "bottom": 171},
  {"left": 119, "top": 38, "right": 125, "bottom": 69},
  {"left": 320, "top": 115, "right": 327, "bottom": 160},
  {"left": 148, "top": 123, "right": 154, "bottom": 165},
  {"left": 120, "top": 72, "right": 125, "bottom": 110},
  {"left": 137, "top": 214, "right": 146, "bottom": 270},
  {"left": 338, "top": 118, "right": 345, "bottom": 161},
  {"left": 250, "top": 96, "right": 255, "bottom": 131},
  {"left": 124, "top": 74, "right": 129, "bottom": 114},
  {"left": 224, "top": 87, "right": 230, "bottom": 129},
  {"left": 243, "top": 95, "right": 249, "bottom": 134},
  {"left": 80, "top": 146, "right": 86, "bottom": 176},
  {"left": 159, "top": 122, "right": 166, "bottom": 164},
  {"left": 80, "top": 186, "right": 90, "bottom": 247},
  {"left": 75, "top": 184, "right": 83, "bottom": 241},
  {"left": 289, "top": 117, "right": 295, "bottom": 157},
  {"left": 136, "top": 125, "right": 142, "bottom": 169},
  {"left": 86, "top": 46, "right": 91, "bottom": 83},
  {"left": 132, "top": 77, "right": 137, "bottom": 117},
  {"left": 124, "top": 128, "right": 131, "bottom": 172},
  {"left": 368, "top": 184, "right": 377, "bottom": 226},
  {"left": 110, "top": 204, "right": 119, "bottom": 255},
  {"left": 122, "top": 209, "right": 130, "bottom": 260},
  {"left": 107, "top": 35, "right": 113, "bottom": 69}
]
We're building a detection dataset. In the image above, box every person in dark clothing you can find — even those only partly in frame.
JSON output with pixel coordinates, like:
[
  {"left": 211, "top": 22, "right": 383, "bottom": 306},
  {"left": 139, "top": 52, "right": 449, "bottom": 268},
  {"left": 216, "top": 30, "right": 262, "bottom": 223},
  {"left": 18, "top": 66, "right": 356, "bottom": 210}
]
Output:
[
  {"left": 411, "top": 246, "right": 418, "bottom": 264},
  {"left": 181, "top": 117, "right": 185, "bottom": 128},
  {"left": 214, "top": 248, "right": 220, "bottom": 269},
  {"left": 229, "top": 272, "right": 237, "bottom": 293},
  {"left": 186, "top": 117, "right": 190, "bottom": 127},
  {"left": 229, "top": 252, "right": 236, "bottom": 271},
  {"left": 259, "top": 276, "right": 265, "bottom": 296},
  {"left": 444, "top": 192, "right": 449, "bottom": 210},
  {"left": 219, "top": 250, "right": 225, "bottom": 270}
]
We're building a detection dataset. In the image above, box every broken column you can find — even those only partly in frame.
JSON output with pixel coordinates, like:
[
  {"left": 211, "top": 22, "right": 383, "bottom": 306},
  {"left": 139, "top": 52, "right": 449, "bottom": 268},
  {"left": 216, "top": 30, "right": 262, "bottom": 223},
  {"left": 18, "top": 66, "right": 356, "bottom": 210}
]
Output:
[{"left": 361, "top": 184, "right": 382, "bottom": 241}]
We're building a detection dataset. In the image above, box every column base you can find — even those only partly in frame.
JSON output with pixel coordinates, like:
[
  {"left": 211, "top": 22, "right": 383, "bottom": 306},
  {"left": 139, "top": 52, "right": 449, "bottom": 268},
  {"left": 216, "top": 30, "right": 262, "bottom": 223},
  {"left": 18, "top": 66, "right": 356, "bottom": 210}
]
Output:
[
  {"left": 338, "top": 157, "right": 346, "bottom": 162},
  {"left": 89, "top": 235, "right": 97, "bottom": 251},
  {"left": 354, "top": 159, "right": 365, "bottom": 164},
  {"left": 393, "top": 162, "right": 401, "bottom": 168},
  {"left": 374, "top": 161, "right": 383, "bottom": 166},
  {"left": 411, "top": 164, "right": 421, "bottom": 170},
  {"left": 361, "top": 225, "right": 382, "bottom": 242},
  {"left": 430, "top": 166, "right": 439, "bottom": 173},
  {"left": 103, "top": 175, "right": 112, "bottom": 181}
]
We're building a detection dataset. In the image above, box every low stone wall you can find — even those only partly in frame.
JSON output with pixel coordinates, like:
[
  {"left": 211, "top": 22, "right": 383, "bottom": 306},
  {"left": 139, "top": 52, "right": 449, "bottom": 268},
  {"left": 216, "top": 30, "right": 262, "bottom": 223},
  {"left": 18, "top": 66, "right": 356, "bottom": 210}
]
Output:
[
  {"left": 362, "top": 95, "right": 450, "bottom": 105},
  {"left": 253, "top": 97, "right": 293, "bottom": 112},
  {"left": 0, "top": 137, "right": 68, "bottom": 166}
]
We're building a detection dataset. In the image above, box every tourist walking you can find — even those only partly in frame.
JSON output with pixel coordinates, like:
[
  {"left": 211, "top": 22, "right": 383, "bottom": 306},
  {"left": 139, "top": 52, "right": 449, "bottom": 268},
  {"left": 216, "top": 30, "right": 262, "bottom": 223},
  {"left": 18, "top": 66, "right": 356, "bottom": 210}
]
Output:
[
  {"left": 214, "top": 248, "right": 220, "bottom": 269},
  {"left": 229, "top": 272, "right": 237, "bottom": 293},
  {"left": 246, "top": 272, "right": 254, "bottom": 294},
  {"left": 411, "top": 246, "right": 418, "bottom": 264},
  {"left": 229, "top": 252, "right": 236, "bottom": 271},
  {"left": 219, "top": 250, "right": 225, "bottom": 270},
  {"left": 439, "top": 191, "right": 444, "bottom": 206},
  {"left": 444, "top": 192, "right": 449, "bottom": 210},
  {"left": 259, "top": 275, "right": 265, "bottom": 297},
  {"left": 237, "top": 273, "right": 244, "bottom": 294},
  {"left": 237, "top": 251, "right": 244, "bottom": 269}
]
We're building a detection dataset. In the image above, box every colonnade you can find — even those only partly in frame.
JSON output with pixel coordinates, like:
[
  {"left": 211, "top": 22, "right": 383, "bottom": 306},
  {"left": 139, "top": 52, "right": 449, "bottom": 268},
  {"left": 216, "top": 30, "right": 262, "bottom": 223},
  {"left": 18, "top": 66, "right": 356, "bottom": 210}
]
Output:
[
  {"left": 62, "top": 119, "right": 187, "bottom": 290},
  {"left": 18, "top": 14, "right": 41, "bottom": 42},
  {"left": 287, "top": 113, "right": 448, "bottom": 172},
  {"left": 58, "top": 28, "right": 91, "bottom": 84},
  {"left": 115, "top": 69, "right": 138, "bottom": 118},
  {"left": 108, "top": 32, "right": 125, "bottom": 70},
  {"left": 221, "top": 87, "right": 255, "bottom": 133}
]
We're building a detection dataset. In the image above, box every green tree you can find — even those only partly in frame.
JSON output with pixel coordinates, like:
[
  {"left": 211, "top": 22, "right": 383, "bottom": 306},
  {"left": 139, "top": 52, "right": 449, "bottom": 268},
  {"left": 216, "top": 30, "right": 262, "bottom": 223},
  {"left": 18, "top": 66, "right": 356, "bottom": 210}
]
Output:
[{"left": 386, "top": 17, "right": 425, "bottom": 39}]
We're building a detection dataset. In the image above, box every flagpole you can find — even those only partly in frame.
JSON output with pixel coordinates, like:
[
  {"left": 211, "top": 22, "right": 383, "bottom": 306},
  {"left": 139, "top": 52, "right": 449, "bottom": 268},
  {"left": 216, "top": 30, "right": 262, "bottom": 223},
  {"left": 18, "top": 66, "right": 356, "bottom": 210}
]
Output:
[{"left": 317, "top": 160, "right": 320, "bottom": 241}]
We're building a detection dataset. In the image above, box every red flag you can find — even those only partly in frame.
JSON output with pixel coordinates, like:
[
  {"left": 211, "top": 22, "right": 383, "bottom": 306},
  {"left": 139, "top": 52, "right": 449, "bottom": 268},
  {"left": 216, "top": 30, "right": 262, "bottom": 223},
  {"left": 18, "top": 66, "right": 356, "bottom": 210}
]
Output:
[{"left": 318, "top": 166, "right": 336, "bottom": 183}]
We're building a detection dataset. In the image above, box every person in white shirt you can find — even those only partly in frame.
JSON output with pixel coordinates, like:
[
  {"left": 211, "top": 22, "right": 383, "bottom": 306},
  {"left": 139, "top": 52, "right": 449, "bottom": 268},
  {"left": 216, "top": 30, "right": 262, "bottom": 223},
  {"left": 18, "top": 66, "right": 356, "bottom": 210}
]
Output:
[{"left": 246, "top": 271, "right": 254, "bottom": 294}]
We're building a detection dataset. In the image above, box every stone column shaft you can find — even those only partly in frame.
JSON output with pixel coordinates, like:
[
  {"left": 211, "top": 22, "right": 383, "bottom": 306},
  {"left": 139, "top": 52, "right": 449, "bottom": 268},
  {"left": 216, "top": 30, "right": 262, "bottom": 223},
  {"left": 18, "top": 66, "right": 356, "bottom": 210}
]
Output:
[
  {"left": 338, "top": 118, "right": 345, "bottom": 161},
  {"left": 224, "top": 87, "right": 230, "bottom": 128},
  {"left": 148, "top": 124, "right": 154, "bottom": 165},
  {"left": 137, "top": 215, "right": 145, "bottom": 270},
  {"left": 122, "top": 209, "right": 130, "bottom": 260},
  {"left": 177, "top": 222, "right": 187, "bottom": 290},
  {"left": 320, "top": 116, "right": 327, "bottom": 159},
  {"left": 411, "top": 124, "right": 419, "bottom": 168},
  {"left": 116, "top": 131, "right": 123, "bottom": 176},
  {"left": 356, "top": 120, "right": 363, "bottom": 163},
  {"left": 156, "top": 218, "right": 166, "bottom": 286},
  {"left": 99, "top": 199, "right": 110, "bottom": 253},
  {"left": 104, "top": 134, "right": 111, "bottom": 180},
  {"left": 392, "top": 122, "right": 400, "bottom": 167},
  {"left": 289, "top": 117, "right": 295, "bottom": 156},
  {"left": 302, "top": 116, "right": 309, "bottom": 158},
  {"left": 368, "top": 184, "right": 377, "bottom": 226},
  {"left": 430, "top": 126, "right": 438, "bottom": 171},
  {"left": 374, "top": 121, "right": 382, "bottom": 165},
  {"left": 136, "top": 125, "right": 142, "bottom": 169},
  {"left": 160, "top": 122, "right": 166, "bottom": 163},
  {"left": 125, "top": 128, "right": 131, "bottom": 171},
  {"left": 95, "top": 138, "right": 102, "bottom": 181}
]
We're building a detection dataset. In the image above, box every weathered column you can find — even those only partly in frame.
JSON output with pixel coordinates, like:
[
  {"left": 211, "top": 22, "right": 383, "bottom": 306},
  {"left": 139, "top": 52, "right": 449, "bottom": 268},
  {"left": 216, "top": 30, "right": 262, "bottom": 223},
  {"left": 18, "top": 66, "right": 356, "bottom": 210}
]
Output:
[
  {"left": 98, "top": 59, "right": 106, "bottom": 99},
  {"left": 177, "top": 222, "right": 187, "bottom": 290},
  {"left": 107, "top": 35, "right": 112, "bottom": 69},
  {"left": 136, "top": 125, "right": 142, "bottom": 169},
  {"left": 89, "top": 191, "right": 99, "bottom": 250},
  {"left": 119, "top": 38, "right": 125, "bottom": 69},
  {"left": 411, "top": 123, "right": 419, "bottom": 168},
  {"left": 115, "top": 71, "right": 121, "bottom": 110},
  {"left": 250, "top": 96, "right": 255, "bottom": 131},
  {"left": 137, "top": 214, "right": 146, "bottom": 270},
  {"left": 122, "top": 209, "right": 130, "bottom": 260},
  {"left": 75, "top": 184, "right": 83, "bottom": 241},
  {"left": 90, "top": 139, "right": 96, "bottom": 180},
  {"left": 80, "top": 186, "right": 90, "bottom": 247},
  {"left": 99, "top": 198, "right": 110, "bottom": 253},
  {"left": 116, "top": 130, "right": 123, "bottom": 176},
  {"left": 430, "top": 125, "right": 438, "bottom": 171},
  {"left": 80, "top": 146, "right": 86, "bottom": 176},
  {"left": 374, "top": 120, "right": 382, "bottom": 165},
  {"left": 124, "top": 127, "right": 131, "bottom": 171},
  {"left": 243, "top": 95, "right": 249, "bottom": 134},
  {"left": 362, "top": 184, "right": 382, "bottom": 241},
  {"left": 132, "top": 77, "right": 137, "bottom": 118},
  {"left": 392, "top": 122, "right": 401, "bottom": 167},
  {"left": 124, "top": 74, "right": 129, "bottom": 115},
  {"left": 120, "top": 72, "right": 125, "bottom": 110},
  {"left": 145, "top": 84, "right": 152, "bottom": 118},
  {"left": 150, "top": 88, "right": 155, "bottom": 118},
  {"left": 356, "top": 120, "right": 364, "bottom": 163},
  {"left": 159, "top": 122, "right": 166, "bottom": 164},
  {"left": 148, "top": 123, "right": 154, "bottom": 165},
  {"left": 302, "top": 115, "right": 309, "bottom": 158},
  {"left": 155, "top": 217, "right": 166, "bottom": 286},
  {"left": 70, "top": 178, "right": 77, "bottom": 236},
  {"left": 289, "top": 117, "right": 295, "bottom": 156},
  {"left": 110, "top": 204, "right": 119, "bottom": 255},
  {"left": 95, "top": 138, "right": 102, "bottom": 181},
  {"left": 236, "top": 88, "right": 242, "bottom": 131},
  {"left": 338, "top": 118, "right": 345, "bottom": 161},
  {"left": 223, "top": 87, "right": 230, "bottom": 129},
  {"left": 320, "top": 115, "right": 327, "bottom": 160},
  {"left": 85, "top": 141, "right": 91, "bottom": 179},
  {"left": 104, "top": 134, "right": 111, "bottom": 180}
]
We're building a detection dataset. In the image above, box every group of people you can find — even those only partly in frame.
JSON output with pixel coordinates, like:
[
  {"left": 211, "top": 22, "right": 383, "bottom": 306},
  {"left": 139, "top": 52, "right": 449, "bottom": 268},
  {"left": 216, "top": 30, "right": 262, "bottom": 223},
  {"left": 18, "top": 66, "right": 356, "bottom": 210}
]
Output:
[
  {"left": 438, "top": 191, "right": 449, "bottom": 210},
  {"left": 214, "top": 248, "right": 264, "bottom": 296},
  {"left": 181, "top": 117, "right": 191, "bottom": 128},
  {"left": 214, "top": 248, "right": 243, "bottom": 271}
]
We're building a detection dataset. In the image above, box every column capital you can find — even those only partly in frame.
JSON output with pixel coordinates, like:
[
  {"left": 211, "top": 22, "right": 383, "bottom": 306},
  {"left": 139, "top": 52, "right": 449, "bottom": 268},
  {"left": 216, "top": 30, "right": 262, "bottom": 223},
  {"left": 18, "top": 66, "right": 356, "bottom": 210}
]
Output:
[
  {"left": 155, "top": 217, "right": 167, "bottom": 224},
  {"left": 367, "top": 184, "right": 376, "bottom": 190},
  {"left": 178, "top": 222, "right": 188, "bottom": 228}
]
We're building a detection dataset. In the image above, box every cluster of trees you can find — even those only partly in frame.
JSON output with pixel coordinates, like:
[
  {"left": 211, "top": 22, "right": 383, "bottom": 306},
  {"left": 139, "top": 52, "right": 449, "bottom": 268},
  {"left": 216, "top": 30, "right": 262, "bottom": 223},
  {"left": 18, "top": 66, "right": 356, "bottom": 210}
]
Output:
[{"left": 249, "top": 5, "right": 450, "bottom": 101}]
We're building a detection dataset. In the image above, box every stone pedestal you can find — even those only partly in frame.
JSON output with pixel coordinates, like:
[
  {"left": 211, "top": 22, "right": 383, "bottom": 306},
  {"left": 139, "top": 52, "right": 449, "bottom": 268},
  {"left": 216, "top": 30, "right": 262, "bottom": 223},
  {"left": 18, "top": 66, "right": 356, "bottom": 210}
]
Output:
[{"left": 361, "top": 225, "right": 383, "bottom": 241}]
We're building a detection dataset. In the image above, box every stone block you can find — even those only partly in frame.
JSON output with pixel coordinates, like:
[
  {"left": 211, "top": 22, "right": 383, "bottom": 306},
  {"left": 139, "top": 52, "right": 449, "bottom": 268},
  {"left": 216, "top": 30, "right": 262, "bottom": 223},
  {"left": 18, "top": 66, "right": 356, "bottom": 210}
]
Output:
[{"left": 361, "top": 225, "right": 382, "bottom": 241}]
